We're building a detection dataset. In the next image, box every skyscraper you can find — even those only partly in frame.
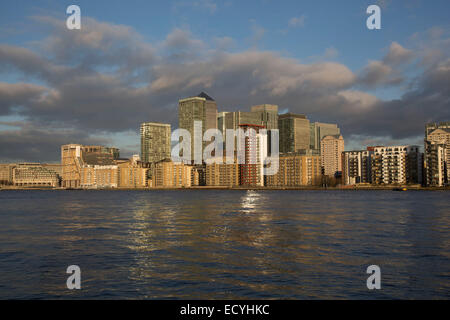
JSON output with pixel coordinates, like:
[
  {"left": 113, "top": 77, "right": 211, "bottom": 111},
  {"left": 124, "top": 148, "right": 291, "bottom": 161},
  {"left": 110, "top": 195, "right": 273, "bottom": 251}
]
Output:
[
  {"left": 178, "top": 92, "right": 218, "bottom": 161},
  {"left": 140, "top": 122, "right": 171, "bottom": 164},
  {"left": 310, "top": 122, "right": 341, "bottom": 151},
  {"left": 278, "top": 113, "right": 310, "bottom": 153},
  {"left": 250, "top": 104, "right": 279, "bottom": 130},
  {"left": 320, "top": 135, "right": 345, "bottom": 177}
]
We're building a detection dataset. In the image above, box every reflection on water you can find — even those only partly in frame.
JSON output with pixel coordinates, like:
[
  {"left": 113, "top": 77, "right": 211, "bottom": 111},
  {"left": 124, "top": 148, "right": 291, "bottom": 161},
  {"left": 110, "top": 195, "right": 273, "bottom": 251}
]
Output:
[{"left": 0, "top": 190, "right": 449, "bottom": 299}]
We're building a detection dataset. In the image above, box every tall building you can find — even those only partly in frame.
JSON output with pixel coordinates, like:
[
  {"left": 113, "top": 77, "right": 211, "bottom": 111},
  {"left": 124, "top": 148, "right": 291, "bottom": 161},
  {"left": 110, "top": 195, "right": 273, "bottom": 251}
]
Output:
[
  {"left": 217, "top": 112, "right": 230, "bottom": 135},
  {"left": 265, "top": 151, "right": 321, "bottom": 187},
  {"left": 424, "top": 122, "right": 450, "bottom": 186},
  {"left": 371, "top": 146, "right": 423, "bottom": 185},
  {"left": 250, "top": 104, "right": 279, "bottom": 130},
  {"left": 278, "top": 113, "right": 310, "bottom": 153},
  {"left": 140, "top": 122, "right": 171, "bottom": 164},
  {"left": 178, "top": 92, "right": 218, "bottom": 161},
  {"left": 321, "top": 135, "right": 345, "bottom": 177},
  {"left": 238, "top": 124, "right": 267, "bottom": 187},
  {"left": 342, "top": 150, "right": 373, "bottom": 185},
  {"left": 224, "top": 111, "right": 262, "bottom": 130},
  {"left": 310, "top": 122, "right": 341, "bottom": 151}
]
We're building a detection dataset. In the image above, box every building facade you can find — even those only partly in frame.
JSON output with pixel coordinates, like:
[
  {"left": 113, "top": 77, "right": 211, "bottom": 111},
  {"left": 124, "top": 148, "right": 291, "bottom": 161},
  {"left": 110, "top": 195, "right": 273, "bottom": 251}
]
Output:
[
  {"left": 117, "top": 156, "right": 151, "bottom": 188},
  {"left": 321, "top": 135, "right": 345, "bottom": 177},
  {"left": 278, "top": 113, "right": 310, "bottom": 153},
  {"left": 265, "top": 152, "right": 321, "bottom": 187},
  {"left": 178, "top": 92, "right": 218, "bottom": 161},
  {"left": 342, "top": 150, "right": 373, "bottom": 185},
  {"left": 0, "top": 164, "right": 15, "bottom": 185},
  {"left": 424, "top": 122, "right": 450, "bottom": 186},
  {"left": 371, "top": 146, "right": 423, "bottom": 185},
  {"left": 250, "top": 104, "right": 279, "bottom": 130},
  {"left": 12, "top": 163, "right": 60, "bottom": 188},
  {"left": 140, "top": 122, "right": 171, "bottom": 164},
  {"left": 61, "top": 144, "right": 120, "bottom": 188},
  {"left": 310, "top": 122, "right": 341, "bottom": 151},
  {"left": 238, "top": 124, "right": 267, "bottom": 187},
  {"left": 150, "top": 160, "right": 193, "bottom": 188},
  {"left": 206, "top": 157, "right": 239, "bottom": 187}
]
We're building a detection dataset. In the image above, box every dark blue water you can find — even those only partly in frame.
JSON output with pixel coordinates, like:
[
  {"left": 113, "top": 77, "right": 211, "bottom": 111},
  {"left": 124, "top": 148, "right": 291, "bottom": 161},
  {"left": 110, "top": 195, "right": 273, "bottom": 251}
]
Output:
[{"left": 0, "top": 190, "right": 449, "bottom": 299}]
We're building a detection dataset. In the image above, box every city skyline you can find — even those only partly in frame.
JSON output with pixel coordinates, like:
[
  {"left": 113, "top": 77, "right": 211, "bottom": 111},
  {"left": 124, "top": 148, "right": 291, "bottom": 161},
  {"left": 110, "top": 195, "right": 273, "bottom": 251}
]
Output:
[{"left": 1, "top": 1, "right": 449, "bottom": 163}]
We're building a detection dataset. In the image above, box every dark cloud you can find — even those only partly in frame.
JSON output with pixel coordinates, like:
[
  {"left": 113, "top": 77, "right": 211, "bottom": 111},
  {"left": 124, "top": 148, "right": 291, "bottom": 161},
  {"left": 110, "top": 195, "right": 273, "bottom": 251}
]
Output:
[
  {"left": 0, "top": 122, "right": 111, "bottom": 163},
  {"left": 0, "top": 16, "right": 449, "bottom": 162}
]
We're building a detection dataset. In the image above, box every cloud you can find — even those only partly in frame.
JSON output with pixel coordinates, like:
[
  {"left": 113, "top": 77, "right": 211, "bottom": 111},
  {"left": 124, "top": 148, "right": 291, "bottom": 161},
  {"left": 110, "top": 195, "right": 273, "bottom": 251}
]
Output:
[
  {"left": 383, "top": 42, "right": 413, "bottom": 66},
  {"left": 358, "top": 42, "right": 413, "bottom": 87},
  {"left": 288, "top": 15, "right": 306, "bottom": 28},
  {"left": 0, "top": 17, "right": 449, "bottom": 162}
]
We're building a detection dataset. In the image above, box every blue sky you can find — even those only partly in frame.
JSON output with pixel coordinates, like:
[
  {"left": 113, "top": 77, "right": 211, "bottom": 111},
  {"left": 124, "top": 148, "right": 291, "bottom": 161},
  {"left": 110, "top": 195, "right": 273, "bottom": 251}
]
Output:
[{"left": 0, "top": 0, "right": 449, "bottom": 161}]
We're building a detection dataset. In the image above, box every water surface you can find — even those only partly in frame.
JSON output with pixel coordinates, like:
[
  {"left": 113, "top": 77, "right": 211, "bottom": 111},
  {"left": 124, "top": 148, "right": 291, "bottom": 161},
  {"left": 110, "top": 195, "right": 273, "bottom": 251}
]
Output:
[{"left": 0, "top": 190, "right": 449, "bottom": 299}]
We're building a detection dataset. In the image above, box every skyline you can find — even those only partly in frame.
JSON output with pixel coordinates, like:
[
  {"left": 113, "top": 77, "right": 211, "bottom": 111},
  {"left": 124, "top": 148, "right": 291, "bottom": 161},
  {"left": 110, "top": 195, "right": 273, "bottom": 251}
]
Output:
[{"left": 1, "top": 0, "right": 449, "bottom": 163}]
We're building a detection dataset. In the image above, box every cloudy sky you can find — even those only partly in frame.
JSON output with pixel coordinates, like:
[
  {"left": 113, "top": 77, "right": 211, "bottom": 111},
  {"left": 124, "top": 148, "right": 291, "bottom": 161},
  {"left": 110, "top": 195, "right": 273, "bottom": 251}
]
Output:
[{"left": 0, "top": 0, "right": 449, "bottom": 162}]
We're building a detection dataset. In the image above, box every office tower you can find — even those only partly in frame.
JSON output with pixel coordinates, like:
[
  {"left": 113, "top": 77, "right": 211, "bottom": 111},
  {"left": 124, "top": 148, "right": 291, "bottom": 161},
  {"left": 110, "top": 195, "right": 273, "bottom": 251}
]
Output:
[
  {"left": 321, "top": 135, "right": 345, "bottom": 177},
  {"left": 140, "top": 122, "right": 171, "bottom": 163},
  {"left": 12, "top": 163, "right": 60, "bottom": 188},
  {"left": 206, "top": 157, "right": 240, "bottom": 187},
  {"left": 278, "top": 113, "right": 310, "bottom": 153},
  {"left": 61, "top": 144, "right": 120, "bottom": 188},
  {"left": 371, "top": 146, "right": 423, "bottom": 185},
  {"left": 265, "top": 151, "right": 322, "bottom": 187},
  {"left": 178, "top": 92, "right": 218, "bottom": 161},
  {"left": 250, "top": 104, "right": 279, "bottom": 130},
  {"left": 341, "top": 150, "right": 373, "bottom": 185},
  {"left": 310, "top": 122, "right": 341, "bottom": 150},
  {"left": 424, "top": 122, "right": 450, "bottom": 186},
  {"left": 238, "top": 124, "right": 267, "bottom": 187},
  {"left": 217, "top": 112, "right": 230, "bottom": 135},
  {"left": 224, "top": 111, "right": 263, "bottom": 130},
  {"left": 149, "top": 159, "right": 193, "bottom": 188}
]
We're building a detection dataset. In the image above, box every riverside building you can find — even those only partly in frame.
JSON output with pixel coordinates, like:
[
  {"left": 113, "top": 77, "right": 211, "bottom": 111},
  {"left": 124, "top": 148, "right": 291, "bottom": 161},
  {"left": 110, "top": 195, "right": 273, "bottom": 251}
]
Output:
[
  {"left": 424, "top": 122, "right": 450, "bottom": 186},
  {"left": 140, "top": 122, "right": 171, "bottom": 164},
  {"left": 371, "top": 146, "right": 423, "bottom": 185},
  {"left": 341, "top": 150, "right": 373, "bottom": 185}
]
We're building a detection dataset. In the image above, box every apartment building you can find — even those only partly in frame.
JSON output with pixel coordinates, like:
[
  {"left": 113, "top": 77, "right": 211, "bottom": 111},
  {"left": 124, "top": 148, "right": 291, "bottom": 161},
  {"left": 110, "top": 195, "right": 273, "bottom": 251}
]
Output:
[
  {"left": 12, "top": 163, "right": 60, "bottom": 188},
  {"left": 424, "top": 122, "right": 450, "bottom": 186},
  {"left": 371, "top": 146, "right": 423, "bottom": 185},
  {"left": 150, "top": 159, "right": 193, "bottom": 188},
  {"left": 205, "top": 157, "right": 239, "bottom": 187},
  {"left": 140, "top": 122, "right": 171, "bottom": 164},
  {"left": 321, "top": 135, "right": 345, "bottom": 177},
  {"left": 265, "top": 152, "right": 322, "bottom": 187},
  {"left": 342, "top": 150, "right": 373, "bottom": 185}
]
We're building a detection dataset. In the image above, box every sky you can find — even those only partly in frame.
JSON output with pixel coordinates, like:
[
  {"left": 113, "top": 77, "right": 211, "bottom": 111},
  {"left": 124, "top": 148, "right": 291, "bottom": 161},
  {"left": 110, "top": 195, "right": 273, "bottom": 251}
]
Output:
[{"left": 0, "top": 0, "right": 449, "bottom": 162}]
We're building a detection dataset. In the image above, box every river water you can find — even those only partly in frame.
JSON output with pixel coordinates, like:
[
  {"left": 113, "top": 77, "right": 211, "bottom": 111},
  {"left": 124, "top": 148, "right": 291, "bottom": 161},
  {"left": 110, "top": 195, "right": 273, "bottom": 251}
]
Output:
[{"left": 0, "top": 189, "right": 449, "bottom": 299}]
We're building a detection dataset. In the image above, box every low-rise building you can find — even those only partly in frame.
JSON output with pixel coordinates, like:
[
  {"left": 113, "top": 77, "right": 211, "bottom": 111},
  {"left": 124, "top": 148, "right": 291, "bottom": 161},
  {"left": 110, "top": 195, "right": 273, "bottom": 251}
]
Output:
[
  {"left": 206, "top": 157, "right": 239, "bottom": 187},
  {"left": 0, "top": 164, "right": 15, "bottom": 185},
  {"left": 150, "top": 159, "right": 193, "bottom": 188},
  {"left": 265, "top": 152, "right": 322, "bottom": 187},
  {"left": 12, "top": 163, "right": 60, "bottom": 188}
]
